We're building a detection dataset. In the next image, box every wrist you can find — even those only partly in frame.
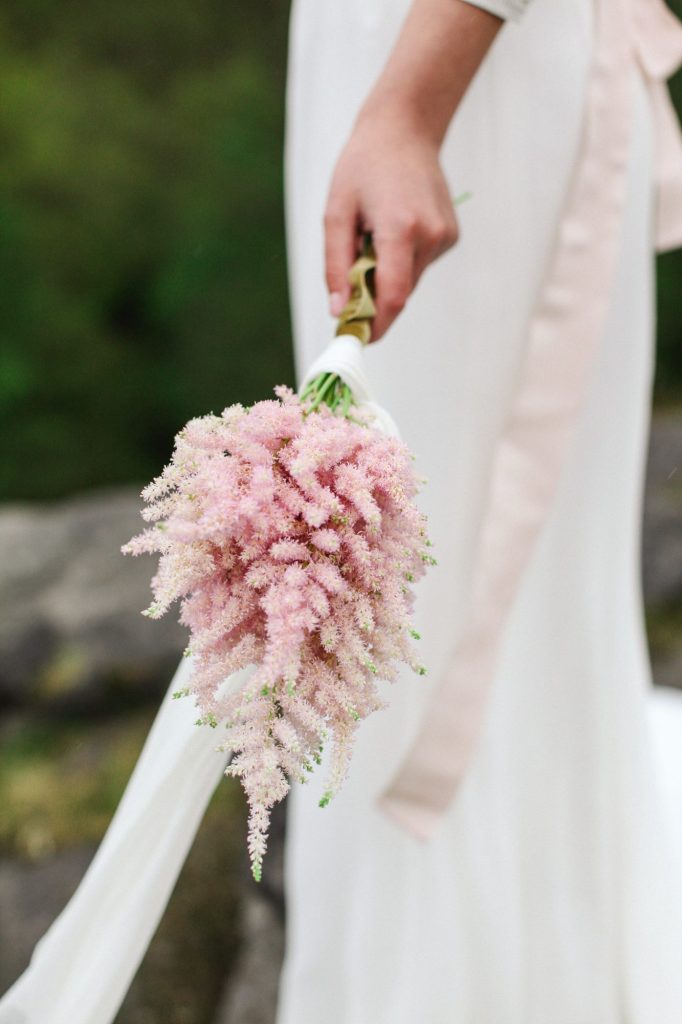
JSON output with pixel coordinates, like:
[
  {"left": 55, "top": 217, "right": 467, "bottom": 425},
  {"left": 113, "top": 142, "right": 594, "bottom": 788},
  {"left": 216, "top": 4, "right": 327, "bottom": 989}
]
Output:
[
  {"left": 354, "top": 0, "right": 503, "bottom": 150},
  {"left": 354, "top": 89, "right": 447, "bottom": 152}
]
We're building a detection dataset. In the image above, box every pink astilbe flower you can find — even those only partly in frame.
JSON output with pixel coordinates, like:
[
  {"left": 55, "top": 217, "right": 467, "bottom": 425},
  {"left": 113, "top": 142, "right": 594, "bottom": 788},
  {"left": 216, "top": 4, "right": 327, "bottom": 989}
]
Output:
[{"left": 122, "top": 385, "right": 434, "bottom": 881}]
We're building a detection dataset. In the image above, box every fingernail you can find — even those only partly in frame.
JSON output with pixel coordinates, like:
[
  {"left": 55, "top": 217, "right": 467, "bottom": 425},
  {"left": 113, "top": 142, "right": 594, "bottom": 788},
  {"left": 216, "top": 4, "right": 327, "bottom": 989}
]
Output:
[{"left": 330, "top": 292, "right": 344, "bottom": 317}]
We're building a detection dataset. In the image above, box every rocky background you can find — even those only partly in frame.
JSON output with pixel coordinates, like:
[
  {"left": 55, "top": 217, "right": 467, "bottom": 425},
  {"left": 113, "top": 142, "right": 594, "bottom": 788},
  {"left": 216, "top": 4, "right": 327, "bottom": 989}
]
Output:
[
  {"left": 0, "top": 412, "right": 679, "bottom": 1024},
  {"left": 0, "top": 490, "right": 285, "bottom": 1024}
]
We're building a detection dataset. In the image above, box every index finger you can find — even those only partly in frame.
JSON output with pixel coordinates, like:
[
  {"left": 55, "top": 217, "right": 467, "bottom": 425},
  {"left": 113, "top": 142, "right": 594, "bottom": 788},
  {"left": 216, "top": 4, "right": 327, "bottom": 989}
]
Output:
[{"left": 371, "top": 233, "right": 416, "bottom": 341}]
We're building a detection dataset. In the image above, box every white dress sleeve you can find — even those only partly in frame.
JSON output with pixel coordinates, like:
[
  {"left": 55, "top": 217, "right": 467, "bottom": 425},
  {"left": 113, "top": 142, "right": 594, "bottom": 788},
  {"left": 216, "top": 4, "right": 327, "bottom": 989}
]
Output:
[{"left": 461, "top": 0, "right": 529, "bottom": 22}]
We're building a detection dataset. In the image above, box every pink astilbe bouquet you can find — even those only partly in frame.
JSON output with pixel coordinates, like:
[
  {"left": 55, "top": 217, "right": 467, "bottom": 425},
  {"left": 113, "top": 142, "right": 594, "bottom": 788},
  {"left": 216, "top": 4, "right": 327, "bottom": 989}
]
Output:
[{"left": 122, "top": 372, "right": 434, "bottom": 880}]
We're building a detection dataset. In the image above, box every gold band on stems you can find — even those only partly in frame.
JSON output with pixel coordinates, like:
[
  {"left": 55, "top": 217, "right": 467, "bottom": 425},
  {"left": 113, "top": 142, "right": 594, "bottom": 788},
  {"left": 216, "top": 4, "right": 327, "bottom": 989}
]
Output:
[{"left": 335, "top": 232, "right": 376, "bottom": 345}]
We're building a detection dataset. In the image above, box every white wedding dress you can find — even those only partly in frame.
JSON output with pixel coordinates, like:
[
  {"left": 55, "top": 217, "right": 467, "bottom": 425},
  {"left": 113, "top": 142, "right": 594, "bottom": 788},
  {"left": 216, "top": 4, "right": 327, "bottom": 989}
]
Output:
[
  {"left": 280, "top": 0, "right": 682, "bottom": 1021},
  {"left": 2, "top": 0, "right": 682, "bottom": 1022}
]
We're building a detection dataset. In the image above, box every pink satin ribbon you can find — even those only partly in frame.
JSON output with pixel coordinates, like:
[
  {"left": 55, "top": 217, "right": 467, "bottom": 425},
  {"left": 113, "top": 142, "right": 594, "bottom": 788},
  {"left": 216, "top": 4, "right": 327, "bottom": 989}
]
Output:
[{"left": 376, "top": 0, "right": 682, "bottom": 841}]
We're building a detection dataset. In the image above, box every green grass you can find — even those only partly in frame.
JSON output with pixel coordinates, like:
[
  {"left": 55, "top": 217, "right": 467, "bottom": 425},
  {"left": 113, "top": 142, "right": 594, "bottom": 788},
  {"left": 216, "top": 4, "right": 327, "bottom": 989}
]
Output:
[
  {"left": 0, "top": 709, "right": 244, "bottom": 858},
  {"left": 0, "top": 707, "right": 250, "bottom": 1023}
]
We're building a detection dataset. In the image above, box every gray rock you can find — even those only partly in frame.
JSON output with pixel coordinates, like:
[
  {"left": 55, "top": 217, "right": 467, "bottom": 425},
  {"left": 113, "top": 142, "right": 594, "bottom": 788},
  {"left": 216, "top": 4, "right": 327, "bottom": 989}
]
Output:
[
  {"left": 213, "top": 897, "right": 285, "bottom": 1024},
  {"left": 0, "top": 486, "right": 186, "bottom": 709},
  {"left": 213, "top": 801, "right": 286, "bottom": 1024},
  {"left": 0, "top": 846, "right": 95, "bottom": 991},
  {"left": 642, "top": 412, "right": 682, "bottom": 609},
  {"left": 651, "top": 647, "right": 682, "bottom": 690}
]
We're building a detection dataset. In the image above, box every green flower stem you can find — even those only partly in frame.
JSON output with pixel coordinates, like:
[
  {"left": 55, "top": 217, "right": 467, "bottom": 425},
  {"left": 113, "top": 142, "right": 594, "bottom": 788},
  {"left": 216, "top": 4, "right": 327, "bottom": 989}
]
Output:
[{"left": 300, "top": 371, "right": 356, "bottom": 418}]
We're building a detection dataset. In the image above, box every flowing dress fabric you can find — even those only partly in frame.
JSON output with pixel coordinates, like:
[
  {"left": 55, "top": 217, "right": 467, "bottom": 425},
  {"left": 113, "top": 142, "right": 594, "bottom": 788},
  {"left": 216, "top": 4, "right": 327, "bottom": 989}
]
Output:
[
  {"left": 0, "top": 657, "right": 238, "bottom": 1024},
  {"left": 277, "top": 2, "right": 682, "bottom": 1022},
  {"left": 1, "top": 3, "right": 682, "bottom": 1023}
]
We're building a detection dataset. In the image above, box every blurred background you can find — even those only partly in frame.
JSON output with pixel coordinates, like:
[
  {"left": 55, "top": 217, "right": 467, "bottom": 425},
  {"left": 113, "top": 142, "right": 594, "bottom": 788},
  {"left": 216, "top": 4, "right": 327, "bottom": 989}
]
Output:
[{"left": 0, "top": 2, "right": 680, "bottom": 1023}]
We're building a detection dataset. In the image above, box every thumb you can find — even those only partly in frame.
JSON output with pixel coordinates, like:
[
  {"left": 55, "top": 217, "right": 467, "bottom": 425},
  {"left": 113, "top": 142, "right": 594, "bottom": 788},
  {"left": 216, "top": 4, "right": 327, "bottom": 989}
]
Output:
[{"left": 324, "top": 190, "right": 358, "bottom": 318}]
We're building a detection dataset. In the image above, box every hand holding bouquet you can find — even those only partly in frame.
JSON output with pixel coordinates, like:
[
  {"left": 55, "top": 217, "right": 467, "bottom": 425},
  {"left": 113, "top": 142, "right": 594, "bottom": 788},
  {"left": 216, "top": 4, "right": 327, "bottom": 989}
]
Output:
[{"left": 122, "top": 240, "right": 435, "bottom": 880}]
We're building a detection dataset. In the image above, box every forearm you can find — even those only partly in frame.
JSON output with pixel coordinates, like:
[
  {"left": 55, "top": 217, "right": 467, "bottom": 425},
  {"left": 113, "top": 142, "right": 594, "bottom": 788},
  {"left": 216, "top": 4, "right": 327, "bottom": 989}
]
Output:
[
  {"left": 356, "top": 0, "right": 503, "bottom": 149},
  {"left": 324, "top": 0, "right": 506, "bottom": 337}
]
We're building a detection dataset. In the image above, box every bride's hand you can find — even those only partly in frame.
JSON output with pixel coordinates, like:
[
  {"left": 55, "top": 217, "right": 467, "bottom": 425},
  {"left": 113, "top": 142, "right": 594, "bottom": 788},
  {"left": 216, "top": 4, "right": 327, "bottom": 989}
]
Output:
[
  {"left": 324, "top": 110, "right": 459, "bottom": 341},
  {"left": 321, "top": 0, "right": 502, "bottom": 341}
]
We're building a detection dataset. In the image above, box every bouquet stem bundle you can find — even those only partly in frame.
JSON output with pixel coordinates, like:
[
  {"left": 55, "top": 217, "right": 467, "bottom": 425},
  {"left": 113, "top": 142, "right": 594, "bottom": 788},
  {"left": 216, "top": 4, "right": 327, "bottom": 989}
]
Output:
[{"left": 122, "top": 240, "right": 435, "bottom": 881}]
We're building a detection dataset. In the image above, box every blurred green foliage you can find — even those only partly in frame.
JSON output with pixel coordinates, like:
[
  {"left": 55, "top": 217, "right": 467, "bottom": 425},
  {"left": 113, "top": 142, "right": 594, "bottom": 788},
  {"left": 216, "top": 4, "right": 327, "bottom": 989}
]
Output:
[
  {"left": 0, "top": 2, "right": 680, "bottom": 500},
  {"left": 0, "top": 0, "right": 293, "bottom": 500}
]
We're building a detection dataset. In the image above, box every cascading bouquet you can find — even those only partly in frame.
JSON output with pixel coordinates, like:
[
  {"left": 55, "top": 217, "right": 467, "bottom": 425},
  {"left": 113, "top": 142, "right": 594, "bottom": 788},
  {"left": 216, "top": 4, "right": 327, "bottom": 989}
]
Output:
[{"left": 121, "top": 242, "right": 435, "bottom": 880}]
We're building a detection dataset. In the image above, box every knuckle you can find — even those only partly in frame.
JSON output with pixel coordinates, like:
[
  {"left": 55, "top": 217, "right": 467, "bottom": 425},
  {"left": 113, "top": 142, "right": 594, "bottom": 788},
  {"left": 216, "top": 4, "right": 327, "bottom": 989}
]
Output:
[
  {"left": 446, "top": 220, "right": 460, "bottom": 246},
  {"left": 393, "top": 211, "right": 419, "bottom": 239},
  {"left": 323, "top": 206, "right": 346, "bottom": 228},
  {"left": 383, "top": 290, "right": 407, "bottom": 315},
  {"left": 426, "top": 218, "right": 458, "bottom": 250},
  {"left": 425, "top": 225, "right": 446, "bottom": 249}
]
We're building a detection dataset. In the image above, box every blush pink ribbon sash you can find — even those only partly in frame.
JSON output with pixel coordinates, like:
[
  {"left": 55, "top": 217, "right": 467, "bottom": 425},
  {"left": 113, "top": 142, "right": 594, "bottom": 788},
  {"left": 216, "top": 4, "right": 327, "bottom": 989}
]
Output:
[{"left": 376, "top": 0, "right": 682, "bottom": 841}]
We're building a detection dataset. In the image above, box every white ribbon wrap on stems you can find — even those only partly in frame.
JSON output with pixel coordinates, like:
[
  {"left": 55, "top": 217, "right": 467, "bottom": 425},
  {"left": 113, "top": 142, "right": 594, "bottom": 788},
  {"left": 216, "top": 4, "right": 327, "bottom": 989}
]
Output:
[{"left": 300, "top": 333, "right": 401, "bottom": 439}]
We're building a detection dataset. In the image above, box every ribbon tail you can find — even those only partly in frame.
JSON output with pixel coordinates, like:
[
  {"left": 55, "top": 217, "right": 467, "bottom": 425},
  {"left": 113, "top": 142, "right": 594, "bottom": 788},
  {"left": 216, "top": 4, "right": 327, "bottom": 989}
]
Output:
[
  {"left": 377, "top": 627, "right": 498, "bottom": 840},
  {"left": 377, "top": 0, "right": 634, "bottom": 840},
  {"left": 633, "top": 0, "right": 682, "bottom": 251}
]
